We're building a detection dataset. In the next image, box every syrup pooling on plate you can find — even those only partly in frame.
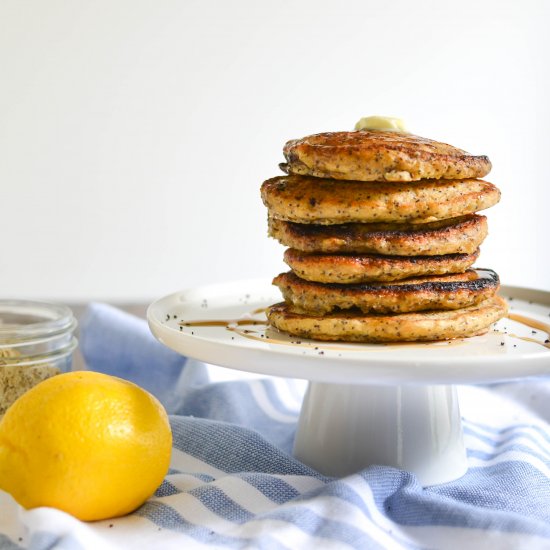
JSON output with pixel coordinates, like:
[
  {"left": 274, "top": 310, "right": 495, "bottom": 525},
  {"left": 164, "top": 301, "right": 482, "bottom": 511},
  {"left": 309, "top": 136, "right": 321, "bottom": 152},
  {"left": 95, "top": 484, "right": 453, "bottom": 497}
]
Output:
[
  {"left": 507, "top": 313, "right": 550, "bottom": 335},
  {"left": 179, "top": 312, "right": 350, "bottom": 350},
  {"left": 181, "top": 319, "right": 266, "bottom": 328},
  {"left": 506, "top": 312, "right": 550, "bottom": 349}
]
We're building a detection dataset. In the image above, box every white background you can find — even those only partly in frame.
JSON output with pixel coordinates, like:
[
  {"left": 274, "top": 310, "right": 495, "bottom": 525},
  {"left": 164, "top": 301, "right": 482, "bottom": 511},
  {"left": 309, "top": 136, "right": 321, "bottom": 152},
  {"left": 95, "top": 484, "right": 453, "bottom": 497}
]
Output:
[{"left": 1, "top": 0, "right": 549, "bottom": 302}]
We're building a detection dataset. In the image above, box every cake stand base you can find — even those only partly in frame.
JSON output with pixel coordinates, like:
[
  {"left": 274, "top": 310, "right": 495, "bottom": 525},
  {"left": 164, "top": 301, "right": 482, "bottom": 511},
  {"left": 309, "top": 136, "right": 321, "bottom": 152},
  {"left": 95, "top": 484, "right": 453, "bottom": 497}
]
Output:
[{"left": 293, "top": 382, "right": 468, "bottom": 486}]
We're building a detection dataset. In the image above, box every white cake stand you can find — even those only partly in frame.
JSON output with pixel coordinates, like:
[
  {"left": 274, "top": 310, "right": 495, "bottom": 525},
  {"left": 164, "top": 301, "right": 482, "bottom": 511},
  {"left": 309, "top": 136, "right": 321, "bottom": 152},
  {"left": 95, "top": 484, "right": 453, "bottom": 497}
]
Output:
[{"left": 147, "top": 280, "right": 550, "bottom": 486}]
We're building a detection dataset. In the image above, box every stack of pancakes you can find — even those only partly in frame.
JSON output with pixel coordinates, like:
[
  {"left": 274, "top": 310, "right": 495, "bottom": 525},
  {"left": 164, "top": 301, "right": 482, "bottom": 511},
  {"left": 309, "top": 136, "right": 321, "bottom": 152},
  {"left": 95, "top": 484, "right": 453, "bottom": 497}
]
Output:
[{"left": 260, "top": 128, "right": 508, "bottom": 343}]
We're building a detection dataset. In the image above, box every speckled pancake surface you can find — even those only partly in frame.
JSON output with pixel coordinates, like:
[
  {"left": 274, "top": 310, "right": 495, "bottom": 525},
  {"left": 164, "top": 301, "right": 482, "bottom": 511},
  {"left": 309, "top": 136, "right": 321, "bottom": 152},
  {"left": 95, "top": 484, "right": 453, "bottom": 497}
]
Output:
[
  {"left": 284, "top": 248, "right": 480, "bottom": 284},
  {"left": 281, "top": 130, "right": 492, "bottom": 182},
  {"left": 269, "top": 214, "right": 487, "bottom": 256},
  {"left": 267, "top": 295, "right": 507, "bottom": 343},
  {"left": 261, "top": 175, "right": 500, "bottom": 224},
  {"left": 273, "top": 269, "right": 500, "bottom": 315}
]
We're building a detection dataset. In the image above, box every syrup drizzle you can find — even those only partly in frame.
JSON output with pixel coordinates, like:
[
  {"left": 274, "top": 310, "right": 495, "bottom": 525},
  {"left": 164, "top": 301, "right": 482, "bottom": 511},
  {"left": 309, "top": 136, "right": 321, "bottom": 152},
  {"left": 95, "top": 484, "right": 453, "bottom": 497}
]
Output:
[
  {"left": 181, "top": 319, "right": 266, "bottom": 327},
  {"left": 506, "top": 313, "right": 550, "bottom": 349},
  {"left": 180, "top": 316, "right": 360, "bottom": 351}
]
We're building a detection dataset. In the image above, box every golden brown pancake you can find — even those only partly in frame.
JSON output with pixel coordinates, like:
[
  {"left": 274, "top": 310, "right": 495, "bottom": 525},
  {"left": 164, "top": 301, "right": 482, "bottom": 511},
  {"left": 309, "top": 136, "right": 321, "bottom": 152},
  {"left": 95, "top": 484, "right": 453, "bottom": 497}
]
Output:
[
  {"left": 269, "top": 214, "right": 487, "bottom": 256},
  {"left": 281, "top": 130, "right": 492, "bottom": 182},
  {"left": 273, "top": 269, "right": 500, "bottom": 315},
  {"left": 267, "top": 295, "right": 507, "bottom": 343},
  {"left": 261, "top": 175, "right": 500, "bottom": 224},
  {"left": 284, "top": 248, "right": 480, "bottom": 284}
]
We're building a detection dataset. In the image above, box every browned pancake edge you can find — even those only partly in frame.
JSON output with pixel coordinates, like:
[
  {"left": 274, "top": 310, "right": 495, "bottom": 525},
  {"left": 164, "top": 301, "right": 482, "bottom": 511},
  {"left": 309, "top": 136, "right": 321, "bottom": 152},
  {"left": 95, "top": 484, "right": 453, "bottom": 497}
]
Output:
[
  {"left": 284, "top": 247, "right": 480, "bottom": 283},
  {"left": 269, "top": 214, "right": 488, "bottom": 256},
  {"left": 261, "top": 175, "right": 500, "bottom": 224},
  {"left": 282, "top": 130, "right": 492, "bottom": 182},
  {"left": 273, "top": 269, "right": 500, "bottom": 315},
  {"left": 267, "top": 295, "right": 507, "bottom": 343}
]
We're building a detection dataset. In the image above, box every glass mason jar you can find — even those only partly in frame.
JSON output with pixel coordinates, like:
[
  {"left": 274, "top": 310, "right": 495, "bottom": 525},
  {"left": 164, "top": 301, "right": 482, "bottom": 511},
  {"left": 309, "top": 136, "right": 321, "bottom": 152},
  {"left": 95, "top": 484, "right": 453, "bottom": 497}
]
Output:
[{"left": 0, "top": 300, "right": 77, "bottom": 416}]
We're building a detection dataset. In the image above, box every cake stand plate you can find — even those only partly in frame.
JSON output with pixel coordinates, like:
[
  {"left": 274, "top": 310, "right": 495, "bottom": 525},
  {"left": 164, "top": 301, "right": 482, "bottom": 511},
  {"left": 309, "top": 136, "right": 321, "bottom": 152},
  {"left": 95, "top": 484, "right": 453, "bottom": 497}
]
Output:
[{"left": 147, "top": 280, "right": 550, "bottom": 485}]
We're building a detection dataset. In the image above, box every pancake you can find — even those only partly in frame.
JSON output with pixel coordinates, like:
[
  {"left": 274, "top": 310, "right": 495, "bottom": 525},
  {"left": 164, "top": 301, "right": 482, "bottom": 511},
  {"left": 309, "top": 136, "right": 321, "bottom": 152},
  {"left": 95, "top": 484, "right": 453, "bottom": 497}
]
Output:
[
  {"left": 273, "top": 269, "right": 500, "bottom": 315},
  {"left": 261, "top": 175, "right": 500, "bottom": 225},
  {"left": 269, "top": 214, "right": 487, "bottom": 256},
  {"left": 267, "top": 295, "right": 507, "bottom": 343},
  {"left": 281, "top": 130, "right": 492, "bottom": 182},
  {"left": 284, "top": 248, "right": 480, "bottom": 284}
]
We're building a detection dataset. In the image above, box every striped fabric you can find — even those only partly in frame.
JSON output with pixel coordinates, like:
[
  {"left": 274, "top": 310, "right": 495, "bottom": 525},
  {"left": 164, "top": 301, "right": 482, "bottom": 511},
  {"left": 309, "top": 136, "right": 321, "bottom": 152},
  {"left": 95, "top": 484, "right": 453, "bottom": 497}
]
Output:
[{"left": 1, "top": 303, "right": 549, "bottom": 550}]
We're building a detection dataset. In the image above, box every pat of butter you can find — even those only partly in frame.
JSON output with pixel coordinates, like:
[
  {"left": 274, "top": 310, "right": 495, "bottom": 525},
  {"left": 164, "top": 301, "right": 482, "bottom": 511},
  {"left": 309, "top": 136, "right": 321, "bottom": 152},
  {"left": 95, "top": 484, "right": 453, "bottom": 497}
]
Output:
[{"left": 354, "top": 116, "right": 408, "bottom": 133}]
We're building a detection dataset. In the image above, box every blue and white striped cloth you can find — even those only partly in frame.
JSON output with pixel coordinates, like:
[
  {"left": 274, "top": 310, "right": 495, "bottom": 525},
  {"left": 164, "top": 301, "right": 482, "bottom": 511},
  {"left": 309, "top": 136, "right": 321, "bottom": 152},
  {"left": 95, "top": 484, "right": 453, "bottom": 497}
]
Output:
[{"left": 1, "top": 303, "right": 549, "bottom": 550}]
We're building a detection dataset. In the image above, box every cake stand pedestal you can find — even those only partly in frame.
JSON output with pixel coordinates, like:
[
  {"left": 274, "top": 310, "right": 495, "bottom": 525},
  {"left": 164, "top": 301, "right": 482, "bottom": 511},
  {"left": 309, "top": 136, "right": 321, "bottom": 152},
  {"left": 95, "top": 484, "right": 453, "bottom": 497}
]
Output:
[
  {"left": 148, "top": 280, "right": 550, "bottom": 486},
  {"left": 294, "top": 383, "right": 466, "bottom": 484}
]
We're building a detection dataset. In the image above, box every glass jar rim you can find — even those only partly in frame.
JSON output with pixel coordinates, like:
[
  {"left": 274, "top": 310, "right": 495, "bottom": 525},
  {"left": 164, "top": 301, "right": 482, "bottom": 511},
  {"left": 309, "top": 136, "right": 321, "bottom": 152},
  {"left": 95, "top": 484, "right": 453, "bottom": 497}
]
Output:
[
  {"left": 0, "top": 300, "right": 76, "bottom": 343},
  {"left": 0, "top": 337, "right": 78, "bottom": 366}
]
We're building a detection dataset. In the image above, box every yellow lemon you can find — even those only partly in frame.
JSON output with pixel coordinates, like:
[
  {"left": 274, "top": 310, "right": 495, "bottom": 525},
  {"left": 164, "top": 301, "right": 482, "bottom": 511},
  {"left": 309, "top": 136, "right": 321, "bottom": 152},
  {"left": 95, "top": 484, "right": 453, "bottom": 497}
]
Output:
[{"left": 0, "top": 370, "right": 172, "bottom": 521}]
